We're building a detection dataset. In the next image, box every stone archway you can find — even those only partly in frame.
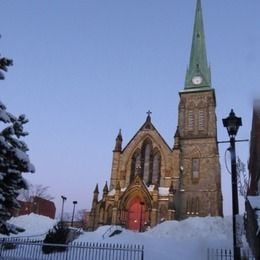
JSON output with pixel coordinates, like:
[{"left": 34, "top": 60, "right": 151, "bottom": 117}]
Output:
[{"left": 127, "top": 197, "right": 145, "bottom": 232}]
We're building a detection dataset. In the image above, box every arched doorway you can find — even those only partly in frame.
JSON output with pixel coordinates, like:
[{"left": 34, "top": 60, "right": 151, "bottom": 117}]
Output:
[{"left": 127, "top": 197, "right": 145, "bottom": 232}]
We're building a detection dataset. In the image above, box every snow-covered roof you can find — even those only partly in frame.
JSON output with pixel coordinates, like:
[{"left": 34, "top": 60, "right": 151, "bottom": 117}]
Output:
[
  {"left": 148, "top": 185, "right": 169, "bottom": 196},
  {"left": 108, "top": 187, "right": 126, "bottom": 196},
  {"left": 108, "top": 186, "right": 169, "bottom": 197}
]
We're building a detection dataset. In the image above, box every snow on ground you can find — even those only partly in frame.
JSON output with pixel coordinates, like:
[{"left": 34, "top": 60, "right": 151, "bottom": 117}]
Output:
[
  {"left": 0, "top": 213, "right": 57, "bottom": 239},
  {"left": 0, "top": 214, "right": 234, "bottom": 260},
  {"left": 74, "top": 217, "right": 233, "bottom": 260}
]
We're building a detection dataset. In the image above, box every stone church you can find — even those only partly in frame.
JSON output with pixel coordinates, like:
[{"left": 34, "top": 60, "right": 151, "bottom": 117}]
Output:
[{"left": 88, "top": 0, "right": 223, "bottom": 231}]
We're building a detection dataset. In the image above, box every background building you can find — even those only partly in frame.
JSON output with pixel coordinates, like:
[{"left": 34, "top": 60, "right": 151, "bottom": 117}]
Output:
[
  {"left": 245, "top": 100, "right": 260, "bottom": 259},
  {"left": 15, "top": 196, "right": 56, "bottom": 219}
]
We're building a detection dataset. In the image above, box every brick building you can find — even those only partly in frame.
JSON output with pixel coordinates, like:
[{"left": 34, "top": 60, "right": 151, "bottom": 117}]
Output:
[
  {"left": 248, "top": 101, "right": 260, "bottom": 196},
  {"left": 16, "top": 196, "right": 56, "bottom": 219},
  {"left": 245, "top": 101, "right": 260, "bottom": 258},
  {"left": 88, "top": 0, "right": 223, "bottom": 231}
]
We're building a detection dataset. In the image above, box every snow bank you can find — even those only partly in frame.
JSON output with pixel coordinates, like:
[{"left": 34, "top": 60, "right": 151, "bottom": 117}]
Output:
[
  {"left": 146, "top": 216, "right": 232, "bottom": 240},
  {"left": 0, "top": 213, "right": 57, "bottom": 239},
  {"left": 75, "top": 216, "right": 233, "bottom": 260},
  {"left": 0, "top": 214, "right": 235, "bottom": 260}
]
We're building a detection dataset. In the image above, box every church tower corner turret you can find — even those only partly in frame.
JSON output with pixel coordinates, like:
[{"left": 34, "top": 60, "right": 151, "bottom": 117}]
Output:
[{"left": 110, "top": 129, "right": 123, "bottom": 190}]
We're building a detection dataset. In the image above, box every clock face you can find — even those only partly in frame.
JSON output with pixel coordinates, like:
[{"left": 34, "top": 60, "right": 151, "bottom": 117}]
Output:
[{"left": 192, "top": 76, "right": 203, "bottom": 85}]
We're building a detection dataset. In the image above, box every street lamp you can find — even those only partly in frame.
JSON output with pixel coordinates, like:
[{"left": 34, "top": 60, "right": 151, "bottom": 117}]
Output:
[
  {"left": 60, "top": 195, "right": 67, "bottom": 223},
  {"left": 222, "top": 109, "right": 242, "bottom": 260},
  {"left": 71, "top": 201, "right": 78, "bottom": 227}
]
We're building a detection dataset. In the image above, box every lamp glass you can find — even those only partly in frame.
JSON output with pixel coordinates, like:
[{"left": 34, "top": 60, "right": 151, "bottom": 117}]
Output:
[{"left": 222, "top": 109, "right": 242, "bottom": 137}]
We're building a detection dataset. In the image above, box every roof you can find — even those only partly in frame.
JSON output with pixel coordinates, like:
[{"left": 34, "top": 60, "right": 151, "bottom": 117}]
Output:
[
  {"left": 122, "top": 114, "right": 172, "bottom": 152},
  {"left": 184, "top": 0, "right": 211, "bottom": 90}
]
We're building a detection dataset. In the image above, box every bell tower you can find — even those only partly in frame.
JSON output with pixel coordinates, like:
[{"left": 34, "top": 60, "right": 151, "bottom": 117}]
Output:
[{"left": 177, "top": 0, "right": 223, "bottom": 218}]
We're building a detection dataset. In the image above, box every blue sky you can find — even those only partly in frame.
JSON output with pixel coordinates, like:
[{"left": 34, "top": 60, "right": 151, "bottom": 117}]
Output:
[{"left": 0, "top": 0, "right": 259, "bottom": 217}]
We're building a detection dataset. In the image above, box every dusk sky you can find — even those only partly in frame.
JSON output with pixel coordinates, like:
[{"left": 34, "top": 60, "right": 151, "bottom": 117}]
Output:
[{"left": 0, "top": 0, "right": 259, "bottom": 217}]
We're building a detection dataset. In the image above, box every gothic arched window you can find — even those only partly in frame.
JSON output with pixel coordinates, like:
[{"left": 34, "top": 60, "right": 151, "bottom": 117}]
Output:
[
  {"left": 152, "top": 151, "right": 161, "bottom": 185},
  {"left": 188, "top": 110, "right": 194, "bottom": 130},
  {"left": 106, "top": 205, "right": 113, "bottom": 225},
  {"left": 198, "top": 109, "right": 205, "bottom": 130},
  {"left": 186, "top": 197, "right": 200, "bottom": 216},
  {"left": 192, "top": 158, "right": 200, "bottom": 180},
  {"left": 141, "top": 139, "right": 152, "bottom": 184},
  {"left": 195, "top": 197, "right": 200, "bottom": 215},
  {"left": 130, "top": 139, "right": 161, "bottom": 186},
  {"left": 130, "top": 149, "right": 141, "bottom": 182}
]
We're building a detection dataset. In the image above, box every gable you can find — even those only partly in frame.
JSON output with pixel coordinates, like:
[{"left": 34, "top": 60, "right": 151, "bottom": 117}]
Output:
[{"left": 122, "top": 116, "right": 172, "bottom": 161}]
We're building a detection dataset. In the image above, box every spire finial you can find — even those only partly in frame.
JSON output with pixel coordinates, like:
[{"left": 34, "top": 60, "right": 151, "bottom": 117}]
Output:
[
  {"left": 103, "top": 181, "right": 108, "bottom": 194},
  {"left": 184, "top": 0, "right": 211, "bottom": 90},
  {"left": 113, "top": 129, "right": 123, "bottom": 152},
  {"left": 146, "top": 110, "right": 152, "bottom": 122},
  {"left": 94, "top": 183, "right": 99, "bottom": 194}
]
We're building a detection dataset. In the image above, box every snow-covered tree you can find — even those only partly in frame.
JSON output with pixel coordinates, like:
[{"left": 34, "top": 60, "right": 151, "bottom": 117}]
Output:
[{"left": 0, "top": 54, "right": 35, "bottom": 235}]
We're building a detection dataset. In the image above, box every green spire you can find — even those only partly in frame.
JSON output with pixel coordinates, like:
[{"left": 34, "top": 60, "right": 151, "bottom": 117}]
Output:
[{"left": 185, "top": 0, "right": 211, "bottom": 90}]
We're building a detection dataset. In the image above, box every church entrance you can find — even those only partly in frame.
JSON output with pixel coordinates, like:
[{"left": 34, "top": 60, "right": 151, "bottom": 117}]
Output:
[{"left": 127, "top": 197, "right": 145, "bottom": 232}]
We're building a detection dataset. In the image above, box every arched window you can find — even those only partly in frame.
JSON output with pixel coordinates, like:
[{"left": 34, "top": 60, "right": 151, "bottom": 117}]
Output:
[
  {"left": 130, "top": 139, "right": 161, "bottom": 186},
  {"left": 106, "top": 205, "right": 113, "bottom": 225},
  {"left": 192, "top": 158, "right": 200, "bottom": 181},
  {"left": 141, "top": 140, "right": 152, "bottom": 184},
  {"left": 188, "top": 110, "right": 194, "bottom": 130},
  {"left": 190, "top": 148, "right": 201, "bottom": 183},
  {"left": 198, "top": 109, "right": 205, "bottom": 130},
  {"left": 186, "top": 197, "right": 191, "bottom": 215},
  {"left": 152, "top": 151, "right": 161, "bottom": 185},
  {"left": 195, "top": 197, "right": 200, "bottom": 215},
  {"left": 130, "top": 150, "right": 141, "bottom": 182},
  {"left": 99, "top": 207, "right": 104, "bottom": 224},
  {"left": 186, "top": 197, "right": 200, "bottom": 215}
]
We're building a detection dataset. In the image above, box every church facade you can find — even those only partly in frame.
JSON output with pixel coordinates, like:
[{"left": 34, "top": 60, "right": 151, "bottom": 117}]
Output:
[{"left": 88, "top": 0, "right": 223, "bottom": 231}]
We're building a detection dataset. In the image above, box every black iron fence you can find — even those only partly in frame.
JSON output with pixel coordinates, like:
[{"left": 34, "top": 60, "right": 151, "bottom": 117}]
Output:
[
  {"left": 0, "top": 238, "right": 144, "bottom": 260},
  {"left": 207, "top": 248, "right": 255, "bottom": 260}
]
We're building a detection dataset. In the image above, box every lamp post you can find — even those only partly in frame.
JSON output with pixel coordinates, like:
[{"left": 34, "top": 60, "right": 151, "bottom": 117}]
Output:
[
  {"left": 60, "top": 195, "right": 67, "bottom": 223},
  {"left": 71, "top": 201, "right": 78, "bottom": 227},
  {"left": 222, "top": 109, "right": 242, "bottom": 260}
]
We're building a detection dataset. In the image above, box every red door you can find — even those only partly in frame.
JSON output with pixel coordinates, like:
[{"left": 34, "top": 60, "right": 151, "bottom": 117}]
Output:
[{"left": 127, "top": 197, "right": 145, "bottom": 231}]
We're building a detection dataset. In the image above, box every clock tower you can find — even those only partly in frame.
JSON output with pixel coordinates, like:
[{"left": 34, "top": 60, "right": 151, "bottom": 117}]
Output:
[{"left": 176, "top": 0, "right": 223, "bottom": 218}]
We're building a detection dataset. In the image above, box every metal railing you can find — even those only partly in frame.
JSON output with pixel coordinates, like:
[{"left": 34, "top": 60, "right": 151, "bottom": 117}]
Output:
[
  {"left": 207, "top": 248, "right": 255, "bottom": 260},
  {"left": 102, "top": 225, "right": 123, "bottom": 239},
  {"left": 0, "top": 238, "right": 144, "bottom": 260}
]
